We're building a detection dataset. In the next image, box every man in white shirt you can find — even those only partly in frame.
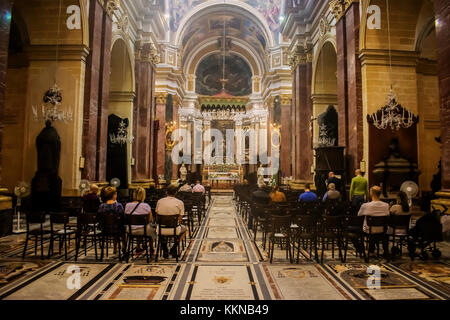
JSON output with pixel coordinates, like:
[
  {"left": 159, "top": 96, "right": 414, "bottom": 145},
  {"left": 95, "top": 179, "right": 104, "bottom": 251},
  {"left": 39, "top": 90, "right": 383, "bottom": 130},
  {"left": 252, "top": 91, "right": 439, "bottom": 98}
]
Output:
[
  {"left": 358, "top": 186, "right": 389, "bottom": 257},
  {"left": 192, "top": 180, "right": 205, "bottom": 194},
  {"left": 156, "top": 185, "right": 186, "bottom": 258}
]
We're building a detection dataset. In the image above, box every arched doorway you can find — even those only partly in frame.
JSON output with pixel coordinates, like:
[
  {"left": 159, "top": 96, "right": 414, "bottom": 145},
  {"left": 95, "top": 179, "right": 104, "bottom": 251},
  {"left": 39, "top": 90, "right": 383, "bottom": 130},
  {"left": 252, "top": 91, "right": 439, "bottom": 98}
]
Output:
[
  {"left": 312, "top": 41, "right": 338, "bottom": 147},
  {"left": 107, "top": 38, "right": 135, "bottom": 189}
]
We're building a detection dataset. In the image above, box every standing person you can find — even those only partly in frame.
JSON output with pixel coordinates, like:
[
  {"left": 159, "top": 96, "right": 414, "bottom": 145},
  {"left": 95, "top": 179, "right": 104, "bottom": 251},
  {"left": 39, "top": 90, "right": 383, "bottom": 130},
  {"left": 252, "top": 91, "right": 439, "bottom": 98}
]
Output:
[
  {"left": 299, "top": 184, "right": 318, "bottom": 203},
  {"left": 349, "top": 169, "right": 369, "bottom": 210},
  {"left": 155, "top": 185, "right": 187, "bottom": 259},
  {"left": 124, "top": 187, "right": 156, "bottom": 254}
]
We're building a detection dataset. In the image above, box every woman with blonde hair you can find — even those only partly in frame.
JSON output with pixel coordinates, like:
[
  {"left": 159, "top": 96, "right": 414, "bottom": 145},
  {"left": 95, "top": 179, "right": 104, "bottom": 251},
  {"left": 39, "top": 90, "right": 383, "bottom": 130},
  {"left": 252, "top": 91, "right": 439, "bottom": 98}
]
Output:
[{"left": 125, "top": 187, "right": 156, "bottom": 254}]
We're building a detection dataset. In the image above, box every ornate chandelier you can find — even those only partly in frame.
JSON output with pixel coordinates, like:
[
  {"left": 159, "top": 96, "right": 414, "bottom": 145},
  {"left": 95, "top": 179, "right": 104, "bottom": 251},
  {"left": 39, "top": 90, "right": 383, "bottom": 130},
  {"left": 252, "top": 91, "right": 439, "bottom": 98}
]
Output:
[
  {"left": 368, "top": 89, "right": 418, "bottom": 131},
  {"left": 109, "top": 120, "right": 134, "bottom": 145},
  {"left": 32, "top": 83, "right": 73, "bottom": 123}
]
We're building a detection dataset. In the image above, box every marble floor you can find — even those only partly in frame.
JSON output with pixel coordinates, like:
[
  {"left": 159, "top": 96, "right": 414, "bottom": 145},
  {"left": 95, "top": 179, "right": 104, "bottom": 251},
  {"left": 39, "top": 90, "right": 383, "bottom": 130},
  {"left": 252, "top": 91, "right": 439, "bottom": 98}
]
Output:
[{"left": 0, "top": 195, "right": 449, "bottom": 300}]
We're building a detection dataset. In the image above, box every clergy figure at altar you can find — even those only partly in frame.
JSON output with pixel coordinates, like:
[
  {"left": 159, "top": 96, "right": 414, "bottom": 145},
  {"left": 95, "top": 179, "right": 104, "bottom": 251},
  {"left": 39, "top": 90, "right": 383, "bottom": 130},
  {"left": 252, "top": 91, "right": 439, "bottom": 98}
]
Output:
[{"left": 179, "top": 163, "right": 188, "bottom": 182}]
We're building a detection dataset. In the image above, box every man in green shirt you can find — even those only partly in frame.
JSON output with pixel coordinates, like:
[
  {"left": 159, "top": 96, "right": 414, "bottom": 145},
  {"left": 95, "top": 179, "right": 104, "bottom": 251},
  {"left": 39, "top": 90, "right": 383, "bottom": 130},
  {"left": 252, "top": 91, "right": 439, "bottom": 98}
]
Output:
[{"left": 349, "top": 169, "right": 369, "bottom": 209}]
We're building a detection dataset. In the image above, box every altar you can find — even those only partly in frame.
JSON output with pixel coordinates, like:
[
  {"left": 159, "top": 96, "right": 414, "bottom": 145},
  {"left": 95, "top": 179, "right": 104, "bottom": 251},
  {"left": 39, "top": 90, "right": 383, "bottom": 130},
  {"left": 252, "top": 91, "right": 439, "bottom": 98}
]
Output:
[{"left": 203, "top": 164, "right": 242, "bottom": 189}]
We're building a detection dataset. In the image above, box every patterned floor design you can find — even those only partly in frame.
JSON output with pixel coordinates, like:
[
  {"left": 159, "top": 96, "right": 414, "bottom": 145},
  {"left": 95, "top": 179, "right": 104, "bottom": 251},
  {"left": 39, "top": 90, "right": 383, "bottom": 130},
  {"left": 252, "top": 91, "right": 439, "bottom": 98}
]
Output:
[{"left": 0, "top": 195, "right": 449, "bottom": 300}]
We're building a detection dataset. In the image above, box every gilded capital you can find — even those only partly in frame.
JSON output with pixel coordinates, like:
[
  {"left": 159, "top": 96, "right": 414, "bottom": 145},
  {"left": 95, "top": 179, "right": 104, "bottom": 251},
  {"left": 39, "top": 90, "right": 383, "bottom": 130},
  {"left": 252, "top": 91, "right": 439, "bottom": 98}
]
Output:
[
  {"left": 141, "top": 43, "right": 160, "bottom": 66},
  {"left": 101, "top": 0, "right": 120, "bottom": 18},
  {"left": 156, "top": 92, "right": 168, "bottom": 105},
  {"left": 288, "top": 45, "right": 307, "bottom": 71},
  {"left": 280, "top": 94, "right": 292, "bottom": 106},
  {"left": 329, "top": 0, "right": 358, "bottom": 21}
]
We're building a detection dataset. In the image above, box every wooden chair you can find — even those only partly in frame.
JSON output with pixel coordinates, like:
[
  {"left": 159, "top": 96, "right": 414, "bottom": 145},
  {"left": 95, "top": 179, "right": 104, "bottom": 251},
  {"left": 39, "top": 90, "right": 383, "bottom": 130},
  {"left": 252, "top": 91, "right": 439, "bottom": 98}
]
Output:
[
  {"left": 267, "top": 215, "right": 293, "bottom": 264},
  {"left": 99, "top": 213, "right": 125, "bottom": 261},
  {"left": 293, "top": 215, "right": 319, "bottom": 263},
  {"left": 342, "top": 215, "right": 366, "bottom": 262},
  {"left": 74, "top": 213, "right": 101, "bottom": 261},
  {"left": 155, "top": 214, "right": 185, "bottom": 263},
  {"left": 22, "top": 211, "right": 51, "bottom": 259},
  {"left": 365, "top": 216, "right": 390, "bottom": 262},
  {"left": 124, "top": 214, "right": 153, "bottom": 263},
  {"left": 48, "top": 212, "right": 75, "bottom": 260},
  {"left": 388, "top": 214, "right": 411, "bottom": 259},
  {"left": 319, "top": 215, "right": 343, "bottom": 263}
]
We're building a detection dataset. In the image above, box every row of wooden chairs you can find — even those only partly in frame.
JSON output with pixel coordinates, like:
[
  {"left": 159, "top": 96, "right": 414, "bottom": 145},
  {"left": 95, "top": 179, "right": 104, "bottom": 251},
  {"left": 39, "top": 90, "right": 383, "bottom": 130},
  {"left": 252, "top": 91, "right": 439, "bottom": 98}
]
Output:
[
  {"left": 22, "top": 211, "right": 186, "bottom": 263},
  {"left": 247, "top": 208, "right": 412, "bottom": 264}
]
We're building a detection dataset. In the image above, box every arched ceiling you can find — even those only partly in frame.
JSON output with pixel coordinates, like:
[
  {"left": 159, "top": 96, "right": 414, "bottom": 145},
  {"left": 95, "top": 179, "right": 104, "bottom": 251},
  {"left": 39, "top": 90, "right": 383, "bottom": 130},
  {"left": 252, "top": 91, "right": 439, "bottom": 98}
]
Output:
[
  {"left": 169, "top": 0, "right": 282, "bottom": 36},
  {"left": 181, "top": 13, "right": 267, "bottom": 58}
]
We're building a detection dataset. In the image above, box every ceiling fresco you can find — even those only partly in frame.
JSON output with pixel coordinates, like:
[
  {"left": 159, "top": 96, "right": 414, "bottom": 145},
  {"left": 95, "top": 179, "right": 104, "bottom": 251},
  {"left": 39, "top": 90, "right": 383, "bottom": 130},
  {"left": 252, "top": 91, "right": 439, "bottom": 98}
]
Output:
[
  {"left": 195, "top": 53, "right": 252, "bottom": 96},
  {"left": 181, "top": 14, "right": 267, "bottom": 62},
  {"left": 170, "top": 0, "right": 282, "bottom": 42}
]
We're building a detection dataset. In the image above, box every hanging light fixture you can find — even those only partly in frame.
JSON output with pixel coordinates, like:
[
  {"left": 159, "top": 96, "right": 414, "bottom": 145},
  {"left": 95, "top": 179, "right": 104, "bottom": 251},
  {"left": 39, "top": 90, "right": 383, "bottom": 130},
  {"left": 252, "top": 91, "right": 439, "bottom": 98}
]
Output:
[
  {"left": 32, "top": 0, "right": 73, "bottom": 123},
  {"left": 368, "top": 0, "right": 418, "bottom": 131}
]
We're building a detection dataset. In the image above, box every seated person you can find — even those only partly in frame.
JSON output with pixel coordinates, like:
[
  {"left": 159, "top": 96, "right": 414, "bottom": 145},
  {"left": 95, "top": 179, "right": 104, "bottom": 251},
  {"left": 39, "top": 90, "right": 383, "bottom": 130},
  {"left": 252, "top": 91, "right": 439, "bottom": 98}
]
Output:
[
  {"left": 388, "top": 191, "right": 411, "bottom": 235},
  {"left": 357, "top": 186, "right": 389, "bottom": 257},
  {"left": 269, "top": 185, "right": 287, "bottom": 203},
  {"left": 248, "top": 186, "right": 271, "bottom": 229},
  {"left": 156, "top": 185, "right": 187, "bottom": 258},
  {"left": 125, "top": 187, "right": 156, "bottom": 253},
  {"left": 322, "top": 183, "right": 341, "bottom": 203},
  {"left": 299, "top": 184, "right": 318, "bottom": 203},
  {"left": 179, "top": 182, "right": 192, "bottom": 192},
  {"left": 82, "top": 183, "right": 101, "bottom": 213},
  {"left": 98, "top": 186, "right": 125, "bottom": 254},
  {"left": 192, "top": 180, "right": 205, "bottom": 195},
  {"left": 327, "top": 171, "right": 343, "bottom": 193},
  {"left": 98, "top": 186, "right": 124, "bottom": 216}
]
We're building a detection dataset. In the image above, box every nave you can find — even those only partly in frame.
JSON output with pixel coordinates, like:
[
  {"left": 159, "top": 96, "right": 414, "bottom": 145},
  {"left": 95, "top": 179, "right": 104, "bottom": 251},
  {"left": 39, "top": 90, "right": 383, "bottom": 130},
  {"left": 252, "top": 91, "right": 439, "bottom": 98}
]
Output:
[{"left": 0, "top": 195, "right": 449, "bottom": 300}]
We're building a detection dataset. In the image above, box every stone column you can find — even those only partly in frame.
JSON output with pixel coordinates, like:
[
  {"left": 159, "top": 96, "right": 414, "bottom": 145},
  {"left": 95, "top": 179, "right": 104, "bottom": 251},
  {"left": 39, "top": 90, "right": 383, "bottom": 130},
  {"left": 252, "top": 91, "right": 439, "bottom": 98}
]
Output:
[
  {"left": 292, "top": 49, "right": 314, "bottom": 186},
  {"left": 432, "top": 0, "right": 450, "bottom": 208},
  {"left": 279, "top": 94, "right": 292, "bottom": 177},
  {"left": 345, "top": 1, "right": 363, "bottom": 175},
  {"left": 155, "top": 92, "right": 168, "bottom": 180},
  {"left": 171, "top": 96, "right": 180, "bottom": 181},
  {"left": 82, "top": 0, "right": 116, "bottom": 182},
  {"left": 0, "top": 0, "right": 12, "bottom": 182},
  {"left": 332, "top": 0, "right": 364, "bottom": 180},
  {"left": 133, "top": 43, "right": 156, "bottom": 182}
]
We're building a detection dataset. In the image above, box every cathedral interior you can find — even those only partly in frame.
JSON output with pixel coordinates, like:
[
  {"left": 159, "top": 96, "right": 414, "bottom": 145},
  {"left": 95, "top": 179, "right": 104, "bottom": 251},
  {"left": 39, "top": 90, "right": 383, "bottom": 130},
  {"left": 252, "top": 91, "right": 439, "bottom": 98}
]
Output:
[{"left": 0, "top": 0, "right": 449, "bottom": 303}]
